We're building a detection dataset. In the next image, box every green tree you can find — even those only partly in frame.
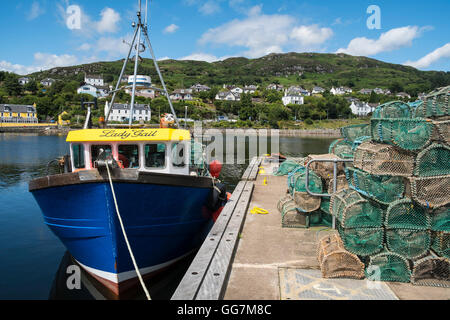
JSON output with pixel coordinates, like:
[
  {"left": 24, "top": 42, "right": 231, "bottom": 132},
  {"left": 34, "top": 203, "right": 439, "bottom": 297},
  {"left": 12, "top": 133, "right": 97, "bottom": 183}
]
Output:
[
  {"left": 4, "top": 74, "right": 22, "bottom": 96},
  {"left": 369, "top": 91, "right": 379, "bottom": 103},
  {"left": 24, "top": 80, "right": 39, "bottom": 95}
]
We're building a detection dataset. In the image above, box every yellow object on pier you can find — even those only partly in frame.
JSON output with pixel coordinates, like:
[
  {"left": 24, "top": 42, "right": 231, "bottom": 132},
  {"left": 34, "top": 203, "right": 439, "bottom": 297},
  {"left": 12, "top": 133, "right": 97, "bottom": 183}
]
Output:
[{"left": 251, "top": 207, "right": 269, "bottom": 215}]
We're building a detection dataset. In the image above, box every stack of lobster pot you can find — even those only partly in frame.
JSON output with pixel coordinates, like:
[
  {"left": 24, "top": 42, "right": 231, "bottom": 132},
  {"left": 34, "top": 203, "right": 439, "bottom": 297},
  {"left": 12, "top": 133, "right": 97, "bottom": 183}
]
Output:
[{"left": 326, "top": 86, "right": 450, "bottom": 286}]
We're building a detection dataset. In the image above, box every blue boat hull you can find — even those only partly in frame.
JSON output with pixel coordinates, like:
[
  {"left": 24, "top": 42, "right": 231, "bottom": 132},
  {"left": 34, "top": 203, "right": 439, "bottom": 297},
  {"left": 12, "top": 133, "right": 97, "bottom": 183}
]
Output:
[{"left": 31, "top": 179, "right": 214, "bottom": 294}]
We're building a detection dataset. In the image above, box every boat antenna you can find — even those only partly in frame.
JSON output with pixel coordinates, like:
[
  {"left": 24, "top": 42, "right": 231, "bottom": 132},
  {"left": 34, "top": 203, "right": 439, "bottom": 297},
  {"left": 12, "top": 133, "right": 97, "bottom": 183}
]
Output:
[{"left": 104, "top": 0, "right": 180, "bottom": 128}]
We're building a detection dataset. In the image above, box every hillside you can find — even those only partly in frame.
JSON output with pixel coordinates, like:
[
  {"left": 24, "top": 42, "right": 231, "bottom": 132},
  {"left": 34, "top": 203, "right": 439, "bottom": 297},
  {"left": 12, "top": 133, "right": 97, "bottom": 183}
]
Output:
[{"left": 28, "top": 52, "right": 450, "bottom": 96}]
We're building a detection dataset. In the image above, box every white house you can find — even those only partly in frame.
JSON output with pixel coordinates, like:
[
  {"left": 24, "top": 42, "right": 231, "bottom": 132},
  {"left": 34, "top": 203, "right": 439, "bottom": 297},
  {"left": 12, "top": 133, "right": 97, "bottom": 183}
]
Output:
[
  {"left": 229, "top": 87, "right": 244, "bottom": 95},
  {"left": 40, "top": 78, "right": 56, "bottom": 87},
  {"left": 282, "top": 90, "right": 304, "bottom": 106},
  {"left": 349, "top": 101, "right": 376, "bottom": 117},
  {"left": 330, "top": 87, "right": 345, "bottom": 95},
  {"left": 266, "top": 84, "right": 284, "bottom": 91},
  {"left": 215, "top": 91, "right": 240, "bottom": 101},
  {"left": 396, "top": 92, "right": 411, "bottom": 99},
  {"left": 85, "top": 74, "right": 104, "bottom": 87},
  {"left": 18, "top": 77, "right": 31, "bottom": 85},
  {"left": 287, "top": 86, "right": 310, "bottom": 96},
  {"left": 244, "top": 85, "right": 258, "bottom": 94},
  {"left": 190, "top": 84, "right": 211, "bottom": 92},
  {"left": 105, "top": 102, "right": 151, "bottom": 123},
  {"left": 170, "top": 89, "right": 193, "bottom": 101},
  {"left": 359, "top": 89, "right": 372, "bottom": 95},
  {"left": 312, "top": 86, "right": 325, "bottom": 94},
  {"left": 77, "top": 84, "right": 109, "bottom": 98}
]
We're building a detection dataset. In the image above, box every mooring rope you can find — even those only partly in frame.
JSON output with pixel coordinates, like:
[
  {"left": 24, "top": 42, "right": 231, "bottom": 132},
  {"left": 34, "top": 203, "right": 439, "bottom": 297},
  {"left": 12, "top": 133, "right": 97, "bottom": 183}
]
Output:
[{"left": 105, "top": 163, "right": 151, "bottom": 300}]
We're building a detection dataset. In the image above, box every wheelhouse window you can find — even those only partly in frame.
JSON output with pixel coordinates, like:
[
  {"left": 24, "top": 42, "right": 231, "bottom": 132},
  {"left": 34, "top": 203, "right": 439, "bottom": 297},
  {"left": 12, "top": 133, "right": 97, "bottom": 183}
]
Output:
[
  {"left": 91, "top": 145, "right": 112, "bottom": 168},
  {"left": 145, "top": 144, "right": 166, "bottom": 168},
  {"left": 118, "top": 145, "right": 140, "bottom": 168},
  {"left": 172, "top": 143, "right": 186, "bottom": 168},
  {"left": 72, "top": 144, "right": 85, "bottom": 169}
]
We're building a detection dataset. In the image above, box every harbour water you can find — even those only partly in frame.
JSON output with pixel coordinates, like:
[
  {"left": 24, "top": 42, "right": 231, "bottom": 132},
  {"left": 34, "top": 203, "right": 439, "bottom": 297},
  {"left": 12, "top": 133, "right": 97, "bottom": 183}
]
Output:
[{"left": 0, "top": 133, "right": 335, "bottom": 300}]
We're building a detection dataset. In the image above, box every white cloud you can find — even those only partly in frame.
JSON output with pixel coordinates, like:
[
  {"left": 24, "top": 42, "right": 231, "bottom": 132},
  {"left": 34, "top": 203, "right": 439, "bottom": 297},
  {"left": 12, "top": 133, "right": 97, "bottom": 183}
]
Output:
[
  {"left": 28, "top": 1, "right": 45, "bottom": 20},
  {"left": 180, "top": 53, "right": 222, "bottom": 62},
  {"left": 96, "top": 8, "right": 121, "bottom": 33},
  {"left": 290, "top": 25, "right": 333, "bottom": 47},
  {"left": 96, "top": 36, "right": 131, "bottom": 58},
  {"left": 78, "top": 43, "right": 92, "bottom": 51},
  {"left": 0, "top": 61, "right": 38, "bottom": 75},
  {"left": 33, "top": 53, "right": 79, "bottom": 70},
  {"left": 336, "top": 26, "right": 423, "bottom": 56},
  {"left": 199, "top": 8, "right": 333, "bottom": 58},
  {"left": 0, "top": 53, "right": 79, "bottom": 75},
  {"left": 404, "top": 43, "right": 450, "bottom": 69},
  {"left": 200, "top": 1, "right": 221, "bottom": 15},
  {"left": 163, "top": 24, "right": 179, "bottom": 34}
]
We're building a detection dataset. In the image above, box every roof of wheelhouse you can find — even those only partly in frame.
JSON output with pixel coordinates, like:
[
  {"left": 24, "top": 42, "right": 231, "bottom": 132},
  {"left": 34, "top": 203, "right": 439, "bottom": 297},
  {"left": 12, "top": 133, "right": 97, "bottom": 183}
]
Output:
[{"left": 67, "top": 128, "right": 191, "bottom": 143}]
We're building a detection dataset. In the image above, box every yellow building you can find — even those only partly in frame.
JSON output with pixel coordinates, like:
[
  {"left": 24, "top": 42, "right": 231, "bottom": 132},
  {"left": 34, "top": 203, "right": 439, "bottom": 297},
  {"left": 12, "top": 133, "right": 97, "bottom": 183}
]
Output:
[{"left": 0, "top": 104, "right": 38, "bottom": 123}]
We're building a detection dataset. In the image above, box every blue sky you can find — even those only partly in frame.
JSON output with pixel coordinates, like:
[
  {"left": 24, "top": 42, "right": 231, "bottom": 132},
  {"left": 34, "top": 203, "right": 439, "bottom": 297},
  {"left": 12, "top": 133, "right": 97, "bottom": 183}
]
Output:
[{"left": 1, "top": 0, "right": 449, "bottom": 75}]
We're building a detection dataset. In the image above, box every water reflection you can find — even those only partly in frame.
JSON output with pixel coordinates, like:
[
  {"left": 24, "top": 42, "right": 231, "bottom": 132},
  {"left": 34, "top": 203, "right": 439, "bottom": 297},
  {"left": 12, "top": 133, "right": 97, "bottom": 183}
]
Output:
[{"left": 49, "top": 251, "right": 197, "bottom": 300}]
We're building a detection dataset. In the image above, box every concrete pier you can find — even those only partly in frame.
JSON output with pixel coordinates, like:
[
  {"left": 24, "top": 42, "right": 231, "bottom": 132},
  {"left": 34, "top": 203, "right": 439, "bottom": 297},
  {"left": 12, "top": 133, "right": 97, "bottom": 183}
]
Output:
[{"left": 173, "top": 156, "right": 450, "bottom": 300}]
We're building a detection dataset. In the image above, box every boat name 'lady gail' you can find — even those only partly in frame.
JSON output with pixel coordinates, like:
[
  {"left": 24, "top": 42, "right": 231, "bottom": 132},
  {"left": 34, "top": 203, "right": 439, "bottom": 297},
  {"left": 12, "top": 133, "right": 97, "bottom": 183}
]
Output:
[{"left": 99, "top": 129, "right": 159, "bottom": 140}]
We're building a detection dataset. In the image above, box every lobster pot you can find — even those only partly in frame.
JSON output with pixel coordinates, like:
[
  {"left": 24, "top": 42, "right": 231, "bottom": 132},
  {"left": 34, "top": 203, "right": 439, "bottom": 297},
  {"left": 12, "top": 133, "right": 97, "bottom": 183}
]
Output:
[
  {"left": 294, "top": 192, "right": 321, "bottom": 213},
  {"left": 282, "top": 208, "right": 308, "bottom": 229},
  {"left": 320, "top": 197, "right": 331, "bottom": 214},
  {"left": 410, "top": 175, "right": 450, "bottom": 208},
  {"left": 317, "top": 234, "right": 343, "bottom": 264},
  {"left": 329, "top": 139, "right": 354, "bottom": 159},
  {"left": 326, "top": 174, "right": 348, "bottom": 194},
  {"left": 305, "top": 154, "right": 344, "bottom": 180},
  {"left": 320, "top": 198, "right": 333, "bottom": 227},
  {"left": 435, "top": 120, "right": 450, "bottom": 145},
  {"left": 365, "top": 251, "right": 411, "bottom": 283},
  {"left": 290, "top": 171, "right": 323, "bottom": 213},
  {"left": 371, "top": 118, "right": 434, "bottom": 151},
  {"left": 372, "top": 101, "right": 412, "bottom": 119},
  {"left": 337, "top": 224, "right": 384, "bottom": 257},
  {"left": 317, "top": 234, "right": 365, "bottom": 280},
  {"left": 386, "top": 228, "right": 431, "bottom": 260},
  {"left": 432, "top": 231, "right": 450, "bottom": 259},
  {"left": 341, "top": 124, "right": 371, "bottom": 143},
  {"left": 289, "top": 170, "right": 322, "bottom": 195},
  {"left": 331, "top": 189, "right": 384, "bottom": 228},
  {"left": 353, "top": 141, "right": 415, "bottom": 177},
  {"left": 385, "top": 199, "right": 430, "bottom": 230},
  {"left": 308, "top": 211, "right": 324, "bottom": 227},
  {"left": 413, "top": 85, "right": 450, "bottom": 118},
  {"left": 351, "top": 136, "right": 372, "bottom": 152},
  {"left": 274, "top": 160, "right": 302, "bottom": 176},
  {"left": 414, "top": 144, "right": 450, "bottom": 177},
  {"left": 411, "top": 256, "right": 450, "bottom": 288},
  {"left": 431, "top": 206, "right": 450, "bottom": 232},
  {"left": 277, "top": 195, "right": 295, "bottom": 214},
  {"left": 346, "top": 167, "right": 405, "bottom": 205},
  {"left": 287, "top": 166, "right": 306, "bottom": 192}
]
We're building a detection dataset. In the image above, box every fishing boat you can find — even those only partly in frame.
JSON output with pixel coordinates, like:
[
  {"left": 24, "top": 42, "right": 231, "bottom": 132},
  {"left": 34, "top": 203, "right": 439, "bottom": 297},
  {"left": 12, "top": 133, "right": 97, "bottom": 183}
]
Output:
[{"left": 29, "top": 1, "right": 227, "bottom": 298}]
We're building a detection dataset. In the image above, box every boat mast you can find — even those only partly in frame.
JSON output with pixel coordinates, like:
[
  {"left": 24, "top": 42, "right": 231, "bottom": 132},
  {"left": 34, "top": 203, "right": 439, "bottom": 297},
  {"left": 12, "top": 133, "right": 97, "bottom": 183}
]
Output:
[
  {"left": 128, "top": 0, "right": 142, "bottom": 128},
  {"left": 105, "top": 0, "right": 180, "bottom": 128}
]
